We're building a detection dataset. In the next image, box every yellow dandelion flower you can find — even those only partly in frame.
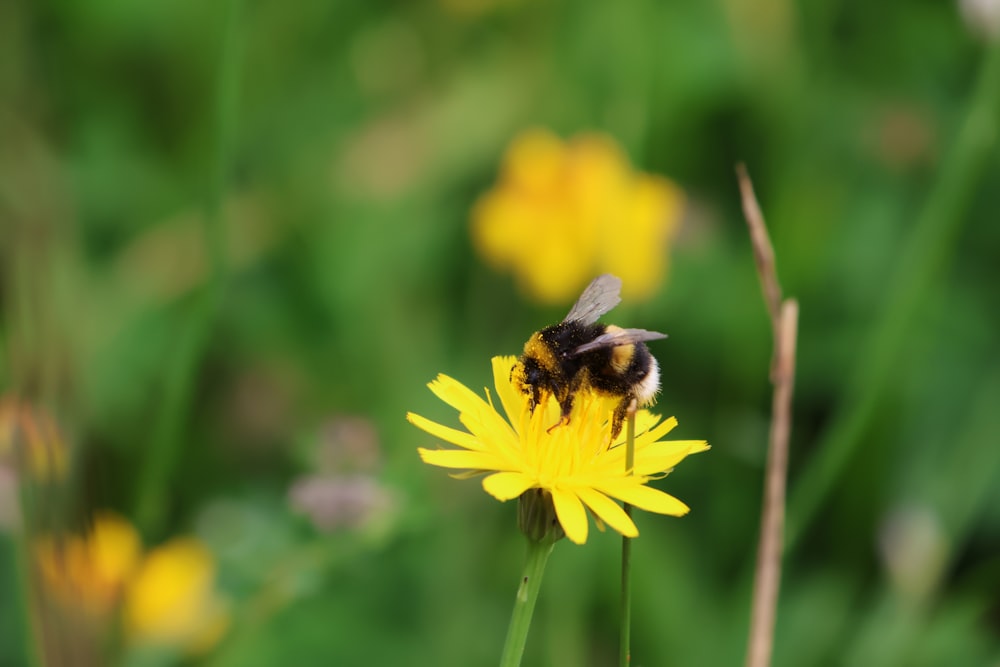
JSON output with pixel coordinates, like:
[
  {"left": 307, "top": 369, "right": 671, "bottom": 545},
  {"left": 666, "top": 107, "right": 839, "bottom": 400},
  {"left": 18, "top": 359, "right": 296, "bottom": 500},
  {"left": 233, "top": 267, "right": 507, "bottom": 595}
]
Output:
[
  {"left": 408, "top": 356, "right": 708, "bottom": 545},
  {"left": 471, "top": 129, "right": 685, "bottom": 305}
]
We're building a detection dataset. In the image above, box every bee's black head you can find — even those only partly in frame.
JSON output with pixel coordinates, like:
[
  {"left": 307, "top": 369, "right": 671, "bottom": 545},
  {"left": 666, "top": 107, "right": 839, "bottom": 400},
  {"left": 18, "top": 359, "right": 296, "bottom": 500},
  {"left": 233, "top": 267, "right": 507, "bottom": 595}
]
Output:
[{"left": 520, "top": 355, "right": 546, "bottom": 385}]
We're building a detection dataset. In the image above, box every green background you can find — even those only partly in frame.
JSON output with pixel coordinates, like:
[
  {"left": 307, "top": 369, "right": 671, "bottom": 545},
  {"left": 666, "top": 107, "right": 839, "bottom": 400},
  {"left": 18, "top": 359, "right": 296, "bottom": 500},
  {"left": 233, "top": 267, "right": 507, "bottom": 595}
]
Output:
[{"left": 2, "top": 0, "right": 999, "bottom": 665}]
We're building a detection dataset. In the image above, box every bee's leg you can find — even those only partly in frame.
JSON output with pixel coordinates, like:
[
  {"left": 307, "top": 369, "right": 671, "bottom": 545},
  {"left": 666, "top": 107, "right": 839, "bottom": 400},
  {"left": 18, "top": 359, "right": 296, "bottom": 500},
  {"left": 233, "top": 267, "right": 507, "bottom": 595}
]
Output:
[
  {"left": 608, "top": 396, "right": 632, "bottom": 442},
  {"left": 546, "top": 393, "right": 574, "bottom": 434},
  {"left": 520, "top": 381, "right": 544, "bottom": 415},
  {"left": 511, "top": 362, "right": 543, "bottom": 414}
]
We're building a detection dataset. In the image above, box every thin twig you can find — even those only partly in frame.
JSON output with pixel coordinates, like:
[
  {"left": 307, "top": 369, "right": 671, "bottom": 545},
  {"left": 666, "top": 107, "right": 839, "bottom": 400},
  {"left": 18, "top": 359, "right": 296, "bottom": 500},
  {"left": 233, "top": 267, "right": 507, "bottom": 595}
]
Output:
[
  {"left": 737, "top": 165, "right": 799, "bottom": 667},
  {"left": 746, "top": 300, "right": 798, "bottom": 667},
  {"left": 736, "top": 164, "right": 782, "bottom": 329}
]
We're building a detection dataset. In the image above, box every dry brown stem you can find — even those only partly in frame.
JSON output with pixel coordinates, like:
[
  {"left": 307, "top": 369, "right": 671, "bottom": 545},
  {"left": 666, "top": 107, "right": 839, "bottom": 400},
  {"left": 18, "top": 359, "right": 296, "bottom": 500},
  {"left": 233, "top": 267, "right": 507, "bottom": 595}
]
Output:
[
  {"left": 737, "top": 164, "right": 800, "bottom": 667},
  {"left": 736, "top": 164, "right": 782, "bottom": 329}
]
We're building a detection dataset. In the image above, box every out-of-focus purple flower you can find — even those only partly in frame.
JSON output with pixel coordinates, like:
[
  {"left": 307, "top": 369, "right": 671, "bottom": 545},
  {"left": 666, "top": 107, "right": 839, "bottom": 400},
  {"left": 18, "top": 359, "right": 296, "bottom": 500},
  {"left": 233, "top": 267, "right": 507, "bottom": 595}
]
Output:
[{"left": 288, "top": 474, "right": 395, "bottom": 533}]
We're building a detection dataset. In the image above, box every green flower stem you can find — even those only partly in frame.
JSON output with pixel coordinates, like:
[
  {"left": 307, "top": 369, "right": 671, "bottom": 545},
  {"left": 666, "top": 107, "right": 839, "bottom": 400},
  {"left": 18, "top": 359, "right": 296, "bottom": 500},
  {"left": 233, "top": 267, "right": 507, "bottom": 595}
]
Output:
[
  {"left": 620, "top": 509, "right": 633, "bottom": 667},
  {"left": 499, "top": 538, "right": 555, "bottom": 667},
  {"left": 620, "top": 402, "right": 637, "bottom": 667},
  {"left": 10, "top": 530, "right": 40, "bottom": 667},
  {"left": 787, "top": 37, "right": 1000, "bottom": 550}
]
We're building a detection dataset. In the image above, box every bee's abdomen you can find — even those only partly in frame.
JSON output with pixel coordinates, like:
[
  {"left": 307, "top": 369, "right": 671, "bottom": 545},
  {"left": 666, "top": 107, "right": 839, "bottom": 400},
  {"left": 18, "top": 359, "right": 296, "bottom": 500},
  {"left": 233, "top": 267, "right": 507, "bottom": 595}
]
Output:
[
  {"left": 587, "top": 342, "right": 660, "bottom": 406},
  {"left": 633, "top": 353, "right": 660, "bottom": 405}
]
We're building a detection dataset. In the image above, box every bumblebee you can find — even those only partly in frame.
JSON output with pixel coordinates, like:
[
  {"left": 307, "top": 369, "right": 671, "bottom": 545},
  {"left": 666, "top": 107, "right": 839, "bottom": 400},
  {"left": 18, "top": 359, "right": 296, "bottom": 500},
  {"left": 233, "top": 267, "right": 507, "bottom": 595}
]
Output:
[{"left": 511, "top": 274, "right": 666, "bottom": 440}]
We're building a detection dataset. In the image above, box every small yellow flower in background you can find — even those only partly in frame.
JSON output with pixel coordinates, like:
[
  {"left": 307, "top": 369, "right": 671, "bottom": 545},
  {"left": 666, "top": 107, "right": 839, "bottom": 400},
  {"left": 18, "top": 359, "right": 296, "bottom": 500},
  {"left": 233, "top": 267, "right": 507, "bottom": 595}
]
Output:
[
  {"left": 35, "top": 513, "right": 142, "bottom": 615},
  {"left": 471, "top": 129, "right": 685, "bottom": 304},
  {"left": 126, "top": 538, "right": 229, "bottom": 653},
  {"left": 0, "top": 397, "right": 70, "bottom": 481},
  {"left": 35, "top": 513, "right": 227, "bottom": 653},
  {"left": 408, "top": 356, "right": 708, "bottom": 545}
]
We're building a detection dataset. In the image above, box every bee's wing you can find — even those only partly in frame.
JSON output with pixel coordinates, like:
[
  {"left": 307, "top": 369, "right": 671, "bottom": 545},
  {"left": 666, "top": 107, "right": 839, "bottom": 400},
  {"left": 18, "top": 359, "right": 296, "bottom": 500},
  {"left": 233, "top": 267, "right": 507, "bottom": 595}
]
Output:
[
  {"left": 571, "top": 328, "right": 667, "bottom": 355},
  {"left": 563, "top": 274, "right": 623, "bottom": 324}
]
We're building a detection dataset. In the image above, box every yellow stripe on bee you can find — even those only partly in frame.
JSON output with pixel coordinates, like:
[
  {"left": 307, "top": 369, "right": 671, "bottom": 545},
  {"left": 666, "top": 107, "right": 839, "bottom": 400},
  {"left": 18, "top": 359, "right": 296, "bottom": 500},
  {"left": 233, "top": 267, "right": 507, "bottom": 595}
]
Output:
[
  {"left": 610, "top": 344, "right": 634, "bottom": 373},
  {"left": 604, "top": 326, "right": 634, "bottom": 373},
  {"left": 523, "top": 333, "right": 559, "bottom": 371}
]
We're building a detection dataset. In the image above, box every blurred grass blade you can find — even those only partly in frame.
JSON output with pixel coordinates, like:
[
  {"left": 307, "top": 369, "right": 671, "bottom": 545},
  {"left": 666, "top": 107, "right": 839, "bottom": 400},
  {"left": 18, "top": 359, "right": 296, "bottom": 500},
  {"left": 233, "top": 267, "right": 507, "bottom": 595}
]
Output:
[
  {"left": 787, "top": 38, "right": 1000, "bottom": 549},
  {"left": 931, "top": 367, "right": 1000, "bottom": 545},
  {"left": 134, "top": 0, "right": 241, "bottom": 536},
  {"left": 844, "top": 367, "right": 1000, "bottom": 665}
]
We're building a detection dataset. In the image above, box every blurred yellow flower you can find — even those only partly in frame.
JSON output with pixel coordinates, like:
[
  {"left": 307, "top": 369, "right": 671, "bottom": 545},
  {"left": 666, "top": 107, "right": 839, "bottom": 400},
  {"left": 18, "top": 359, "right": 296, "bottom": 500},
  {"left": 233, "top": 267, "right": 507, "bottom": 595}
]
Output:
[
  {"left": 35, "top": 513, "right": 142, "bottom": 615},
  {"left": 125, "top": 538, "right": 229, "bottom": 653},
  {"left": 0, "top": 397, "right": 70, "bottom": 480},
  {"left": 0, "top": 396, "right": 16, "bottom": 455},
  {"left": 408, "top": 356, "right": 708, "bottom": 545},
  {"left": 35, "top": 513, "right": 227, "bottom": 653},
  {"left": 471, "top": 129, "right": 685, "bottom": 304}
]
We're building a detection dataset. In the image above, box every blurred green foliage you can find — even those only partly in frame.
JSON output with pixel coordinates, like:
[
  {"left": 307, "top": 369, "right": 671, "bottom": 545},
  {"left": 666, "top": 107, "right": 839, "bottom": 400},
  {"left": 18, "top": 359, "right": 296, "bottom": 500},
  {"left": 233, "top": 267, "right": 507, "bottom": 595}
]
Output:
[{"left": 2, "top": 0, "right": 1000, "bottom": 665}]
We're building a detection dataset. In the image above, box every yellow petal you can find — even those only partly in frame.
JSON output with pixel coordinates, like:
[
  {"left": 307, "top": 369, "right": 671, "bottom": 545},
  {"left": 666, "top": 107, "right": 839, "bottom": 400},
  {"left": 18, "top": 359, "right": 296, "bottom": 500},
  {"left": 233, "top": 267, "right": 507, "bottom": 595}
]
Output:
[
  {"left": 428, "top": 374, "right": 491, "bottom": 415},
  {"left": 458, "top": 409, "right": 517, "bottom": 448},
  {"left": 449, "top": 470, "right": 486, "bottom": 480},
  {"left": 89, "top": 513, "right": 143, "bottom": 586},
  {"left": 418, "top": 448, "right": 508, "bottom": 471},
  {"left": 636, "top": 415, "right": 678, "bottom": 444},
  {"left": 425, "top": 375, "right": 518, "bottom": 453},
  {"left": 669, "top": 440, "right": 710, "bottom": 454},
  {"left": 460, "top": 415, "right": 519, "bottom": 463},
  {"left": 491, "top": 356, "right": 524, "bottom": 425},
  {"left": 632, "top": 441, "right": 709, "bottom": 475},
  {"left": 125, "top": 538, "right": 218, "bottom": 647},
  {"left": 603, "top": 439, "right": 689, "bottom": 470},
  {"left": 406, "top": 413, "right": 484, "bottom": 451},
  {"left": 576, "top": 487, "right": 638, "bottom": 538},
  {"left": 551, "top": 488, "right": 588, "bottom": 545},
  {"left": 482, "top": 472, "right": 535, "bottom": 501},
  {"left": 595, "top": 482, "right": 690, "bottom": 516},
  {"left": 632, "top": 410, "right": 665, "bottom": 437},
  {"left": 503, "top": 128, "right": 566, "bottom": 192},
  {"left": 431, "top": 375, "right": 514, "bottom": 441},
  {"left": 607, "top": 413, "right": 672, "bottom": 449}
]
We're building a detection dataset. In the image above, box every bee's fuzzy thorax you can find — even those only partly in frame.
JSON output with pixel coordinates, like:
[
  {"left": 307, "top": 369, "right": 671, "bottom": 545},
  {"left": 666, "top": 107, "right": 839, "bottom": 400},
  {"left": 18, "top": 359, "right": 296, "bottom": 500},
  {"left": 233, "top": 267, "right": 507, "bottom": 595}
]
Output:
[{"left": 522, "top": 332, "right": 559, "bottom": 372}]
